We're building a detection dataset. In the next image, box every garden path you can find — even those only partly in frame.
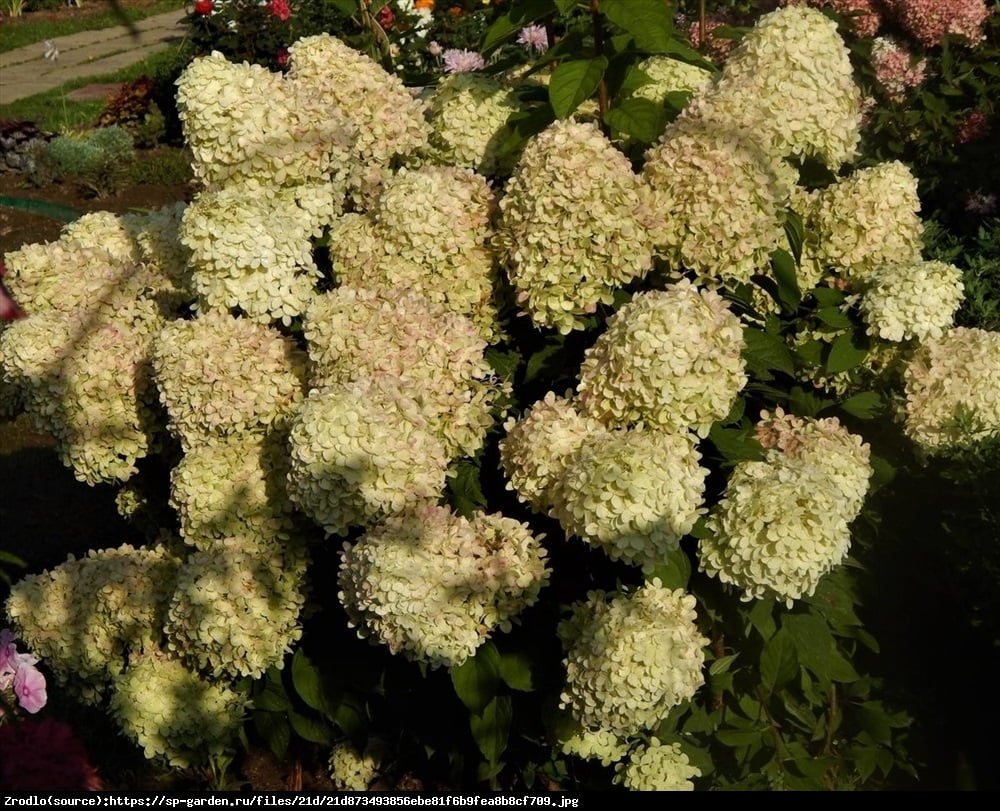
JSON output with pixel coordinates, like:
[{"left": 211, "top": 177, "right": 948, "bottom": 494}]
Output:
[{"left": 0, "top": 9, "right": 187, "bottom": 105}]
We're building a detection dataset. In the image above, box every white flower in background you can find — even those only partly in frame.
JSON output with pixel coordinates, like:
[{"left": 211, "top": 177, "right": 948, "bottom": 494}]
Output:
[
  {"left": 902, "top": 327, "right": 1000, "bottom": 452},
  {"left": 859, "top": 260, "right": 964, "bottom": 343},
  {"left": 576, "top": 282, "right": 746, "bottom": 436},
  {"left": 558, "top": 723, "right": 629, "bottom": 767},
  {"left": 338, "top": 503, "right": 550, "bottom": 668},
  {"left": 558, "top": 581, "right": 706, "bottom": 737},
  {"left": 43, "top": 40, "right": 59, "bottom": 61},
  {"left": 615, "top": 740, "right": 701, "bottom": 791},
  {"left": 329, "top": 741, "right": 383, "bottom": 791}
]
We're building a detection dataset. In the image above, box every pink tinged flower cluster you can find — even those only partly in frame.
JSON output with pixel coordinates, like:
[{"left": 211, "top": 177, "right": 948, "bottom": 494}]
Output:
[
  {"left": 778, "top": 1, "right": 882, "bottom": 38},
  {"left": 871, "top": 37, "right": 926, "bottom": 101},
  {"left": 442, "top": 49, "right": 486, "bottom": 73},
  {"left": 0, "top": 629, "right": 47, "bottom": 714},
  {"left": 517, "top": 25, "right": 548, "bottom": 54},
  {"left": 880, "top": 0, "right": 992, "bottom": 47}
]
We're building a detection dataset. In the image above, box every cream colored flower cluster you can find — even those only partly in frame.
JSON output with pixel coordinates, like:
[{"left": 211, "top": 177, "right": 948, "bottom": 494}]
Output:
[
  {"left": 499, "top": 392, "right": 609, "bottom": 514},
  {"left": 1, "top": 208, "right": 193, "bottom": 483},
  {"left": 338, "top": 503, "right": 550, "bottom": 668},
  {"left": 802, "top": 161, "right": 924, "bottom": 283},
  {"left": 902, "top": 327, "right": 1000, "bottom": 451},
  {"left": 179, "top": 185, "right": 324, "bottom": 325},
  {"left": 286, "top": 379, "right": 450, "bottom": 537},
  {"left": 700, "top": 411, "right": 872, "bottom": 605},
  {"left": 304, "top": 285, "right": 505, "bottom": 459},
  {"left": 496, "top": 119, "right": 655, "bottom": 334},
  {"left": 4, "top": 543, "right": 180, "bottom": 704},
  {"left": 859, "top": 260, "right": 964, "bottom": 342},
  {"left": 423, "top": 73, "right": 521, "bottom": 176},
  {"left": 328, "top": 742, "right": 382, "bottom": 791},
  {"left": 328, "top": 166, "right": 503, "bottom": 342},
  {"left": 614, "top": 739, "right": 700, "bottom": 791},
  {"left": 576, "top": 283, "right": 747, "bottom": 436},
  {"left": 169, "top": 433, "right": 298, "bottom": 549},
  {"left": 152, "top": 311, "right": 308, "bottom": 449},
  {"left": 109, "top": 645, "right": 247, "bottom": 769},
  {"left": 164, "top": 535, "right": 307, "bottom": 680},
  {"left": 554, "top": 428, "right": 707, "bottom": 570},
  {"left": 641, "top": 118, "right": 792, "bottom": 284},
  {"left": 558, "top": 582, "right": 706, "bottom": 737},
  {"left": 287, "top": 34, "right": 430, "bottom": 210},
  {"left": 628, "top": 56, "right": 715, "bottom": 106},
  {"left": 558, "top": 723, "right": 630, "bottom": 767},
  {"left": 175, "top": 51, "right": 353, "bottom": 195},
  {"left": 683, "top": 5, "right": 863, "bottom": 169}
]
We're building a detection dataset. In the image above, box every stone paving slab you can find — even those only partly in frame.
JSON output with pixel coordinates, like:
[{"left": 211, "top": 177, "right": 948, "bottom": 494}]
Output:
[{"left": 0, "top": 10, "right": 188, "bottom": 106}]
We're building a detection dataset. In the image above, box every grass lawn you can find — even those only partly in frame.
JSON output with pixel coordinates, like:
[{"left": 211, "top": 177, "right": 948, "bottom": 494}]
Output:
[{"left": 0, "top": 0, "right": 187, "bottom": 53}]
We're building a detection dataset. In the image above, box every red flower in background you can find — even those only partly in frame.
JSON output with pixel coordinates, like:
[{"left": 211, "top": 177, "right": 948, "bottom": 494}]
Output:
[
  {"left": 276, "top": 48, "right": 290, "bottom": 66},
  {"left": 193, "top": 0, "right": 214, "bottom": 15},
  {"left": 376, "top": 4, "right": 394, "bottom": 29},
  {"left": 270, "top": 0, "right": 291, "bottom": 21},
  {"left": 0, "top": 717, "right": 102, "bottom": 790}
]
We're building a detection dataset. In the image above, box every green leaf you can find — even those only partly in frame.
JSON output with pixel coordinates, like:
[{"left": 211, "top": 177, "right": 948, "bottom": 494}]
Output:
[
  {"left": 825, "top": 331, "right": 869, "bottom": 374},
  {"left": 788, "top": 385, "right": 836, "bottom": 418},
  {"left": 748, "top": 599, "right": 776, "bottom": 641},
  {"left": 716, "top": 729, "right": 765, "bottom": 748},
  {"left": 804, "top": 575, "right": 860, "bottom": 630},
  {"left": 851, "top": 701, "right": 892, "bottom": 745},
  {"left": 498, "top": 649, "right": 535, "bottom": 692},
  {"left": 253, "top": 676, "right": 292, "bottom": 712},
  {"left": 334, "top": 695, "right": 365, "bottom": 738},
  {"left": 759, "top": 629, "right": 798, "bottom": 693},
  {"left": 604, "top": 97, "right": 668, "bottom": 145},
  {"left": 549, "top": 57, "right": 608, "bottom": 119},
  {"left": 330, "top": 0, "right": 358, "bottom": 15},
  {"left": 784, "top": 208, "right": 805, "bottom": 265},
  {"left": 448, "top": 459, "right": 487, "bottom": 519},
  {"left": 600, "top": 0, "right": 675, "bottom": 54},
  {"left": 646, "top": 547, "right": 692, "bottom": 590},
  {"left": 742, "top": 327, "right": 796, "bottom": 376},
  {"left": 287, "top": 710, "right": 333, "bottom": 745},
  {"left": 253, "top": 711, "right": 291, "bottom": 760},
  {"left": 291, "top": 649, "right": 335, "bottom": 716},
  {"left": 815, "top": 306, "right": 853, "bottom": 329},
  {"left": 708, "top": 423, "right": 766, "bottom": 465},
  {"left": 485, "top": 347, "right": 520, "bottom": 382},
  {"left": 840, "top": 391, "right": 883, "bottom": 419},
  {"left": 785, "top": 613, "right": 860, "bottom": 683},
  {"left": 809, "top": 287, "right": 846, "bottom": 307},
  {"left": 524, "top": 339, "right": 566, "bottom": 384},
  {"left": 451, "top": 642, "right": 501, "bottom": 714},
  {"left": 770, "top": 248, "right": 802, "bottom": 311},
  {"left": 709, "top": 653, "right": 740, "bottom": 677},
  {"left": 793, "top": 338, "right": 825, "bottom": 369},
  {"left": 470, "top": 696, "right": 513, "bottom": 764}
]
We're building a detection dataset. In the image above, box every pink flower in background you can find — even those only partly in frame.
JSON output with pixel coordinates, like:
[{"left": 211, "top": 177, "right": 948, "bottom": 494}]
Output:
[
  {"left": 376, "top": 4, "right": 394, "bottom": 30},
  {"left": 871, "top": 37, "right": 927, "bottom": 101},
  {"left": 193, "top": 0, "right": 214, "bottom": 15},
  {"left": 428, "top": 40, "right": 443, "bottom": 57},
  {"left": 13, "top": 658, "right": 46, "bottom": 714},
  {"left": 517, "top": 24, "right": 548, "bottom": 54},
  {"left": 442, "top": 48, "right": 486, "bottom": 73},
  {"left": 881, "top": 0, "right": 992, "bottom": 47},
  {"left": 956, "top": 111, "right": 990, "bottom": 144},
  {"left": 270, "top": 0, "right": 291, "bottom": 21}
]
